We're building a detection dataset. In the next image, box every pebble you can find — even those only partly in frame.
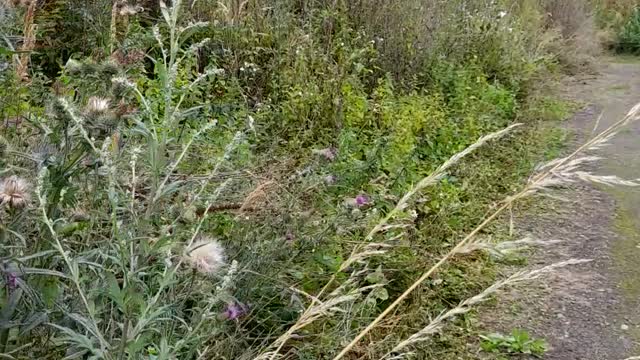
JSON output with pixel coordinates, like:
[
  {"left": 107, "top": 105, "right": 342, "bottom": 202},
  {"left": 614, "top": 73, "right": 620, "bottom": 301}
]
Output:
[{"left": 621, "top": 324, "right": 630, "bottom": 330}]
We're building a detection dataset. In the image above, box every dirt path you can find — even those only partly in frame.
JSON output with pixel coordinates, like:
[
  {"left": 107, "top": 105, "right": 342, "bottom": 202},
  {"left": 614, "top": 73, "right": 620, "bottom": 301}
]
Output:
[{"left": 482, "top": 58, "right": 640, "bottom": 360}]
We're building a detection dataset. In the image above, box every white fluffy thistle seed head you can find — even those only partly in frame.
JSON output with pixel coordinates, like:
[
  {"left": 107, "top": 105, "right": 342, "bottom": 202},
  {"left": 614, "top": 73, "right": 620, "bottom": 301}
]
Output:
[
  {"left": 86, "top": 97, "right": 111, "bottom": 115},
  {"left": 185, "top": 237, "right": 226, "bottom": 275},
  {"left": 0, "top": 176, "right": 30, "bottom": 209}
]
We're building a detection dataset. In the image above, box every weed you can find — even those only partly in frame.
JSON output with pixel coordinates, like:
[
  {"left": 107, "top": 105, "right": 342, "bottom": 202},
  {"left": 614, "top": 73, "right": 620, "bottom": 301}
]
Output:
[
  {"left": 618, "top": 7, "right": 640, "bottom": 53},
  {"left": 480, "top": 329, "right": 547, "bottom": 357}
]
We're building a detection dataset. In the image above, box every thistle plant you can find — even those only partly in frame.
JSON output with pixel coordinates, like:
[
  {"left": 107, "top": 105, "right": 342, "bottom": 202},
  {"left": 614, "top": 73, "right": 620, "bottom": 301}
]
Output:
[
  {"left": 0, "top": 1, "right": 242, "bottom": 358},
  {"left": 185, "top": 236, "right": 226, "bottom": 275},
  {"left": 113, "top": 0, "right": 223, "bottom": 214}
]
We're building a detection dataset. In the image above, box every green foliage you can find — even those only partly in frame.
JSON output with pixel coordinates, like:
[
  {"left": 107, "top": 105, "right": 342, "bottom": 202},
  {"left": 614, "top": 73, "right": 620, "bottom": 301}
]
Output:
[
  {"left": 618, "top": 7, "right": 640, "bottom": 53},
  {"left": 480, "top": 329, "right": 548, "bottom": 357},
  {"left": 0, "top": 0, "right": 602, "bottom": 359}
]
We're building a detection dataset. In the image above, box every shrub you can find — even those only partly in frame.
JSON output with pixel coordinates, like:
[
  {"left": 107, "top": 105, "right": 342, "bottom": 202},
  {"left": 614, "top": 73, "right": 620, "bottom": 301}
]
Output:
[{"left": 617, "top": 7, "right": 640, "bottom": 53}]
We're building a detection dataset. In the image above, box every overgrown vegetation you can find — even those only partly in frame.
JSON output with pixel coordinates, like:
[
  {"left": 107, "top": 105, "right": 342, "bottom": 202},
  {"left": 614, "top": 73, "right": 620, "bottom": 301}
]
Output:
[
  {"left": 0, "top": 0, "right": 636, "bottom": 359},
  {"left": 480, "top": 329, "right": 547, "bottom": 357},
  {"left": 594, "top": 0, "right": 640, "bottom": 52}
]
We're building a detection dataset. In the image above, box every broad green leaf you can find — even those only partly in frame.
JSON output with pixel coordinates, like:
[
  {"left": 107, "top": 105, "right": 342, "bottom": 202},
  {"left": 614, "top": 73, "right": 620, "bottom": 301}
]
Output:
[
  {"left": 371, "top": 287, "right": 389, "bottom": 301},
  {"left": 365, "top": 266, "right": 386, "bottom": 284}
]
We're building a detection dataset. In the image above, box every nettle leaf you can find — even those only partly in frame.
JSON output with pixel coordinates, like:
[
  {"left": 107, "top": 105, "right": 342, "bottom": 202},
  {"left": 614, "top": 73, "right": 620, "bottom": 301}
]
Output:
[
  {"left": 365, "top": 266, "right": 386, "bottom": 284},
  {"left": 40, "top": 278, "right": 63, "bottom": 307},
  {"left": 124, "top": 285, "right": 146, "bottom": 315},
  {"left": 370, "top": 287, "right": 389, "bottom": 301},
  {"left": 314, "top": 254, "right": 343, "bottom": 272},
  {"left": 127, "top": 331, "right": 154, "bottom": 356},
  {"left": 155, "top": 61, "right": 168, "bottom": 88},
  {"left": 56, "top": 222, "right": 86, "bottom": 236},
  {"left": 0, "top": 47, "right": 14, "bottom": 55}
]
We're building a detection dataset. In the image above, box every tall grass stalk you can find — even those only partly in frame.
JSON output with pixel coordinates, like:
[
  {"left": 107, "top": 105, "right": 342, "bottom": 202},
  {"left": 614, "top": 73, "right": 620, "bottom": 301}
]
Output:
[
  {"left": 109, "top": 0, "right": 119, "bottom": 54},
  {"left": 385, "top": 259, "right": 591, "bottom": 358},
  {"left": 15, "top": 0, "right": 36, "bottom": 81},
  {"left": 332, "top": 102, "right": 640, "bottom": 360}
]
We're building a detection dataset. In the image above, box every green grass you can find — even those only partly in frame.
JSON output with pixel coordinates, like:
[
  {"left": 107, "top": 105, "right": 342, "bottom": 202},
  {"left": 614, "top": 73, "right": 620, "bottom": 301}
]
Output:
[{"left": 0, "top": 0, "right": 615, "bottom": 358}]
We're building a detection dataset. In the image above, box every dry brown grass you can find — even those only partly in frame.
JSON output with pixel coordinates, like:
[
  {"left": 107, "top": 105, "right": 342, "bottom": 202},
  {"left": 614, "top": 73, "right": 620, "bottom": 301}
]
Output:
[
  {"left": 239, "top": 180, "right": 276, "bottom": 212},
  {"left": 543, "top": 0, "right": 601, "bottom": 73},
  {"left": 14, "top": 0, "right": 36, "bottom": 81},
  {"left": 599, "top": 0, "right": 639, "bottom": 19},
  {"left": 593, "top": 0, "right": 640, "bottom": 49}
]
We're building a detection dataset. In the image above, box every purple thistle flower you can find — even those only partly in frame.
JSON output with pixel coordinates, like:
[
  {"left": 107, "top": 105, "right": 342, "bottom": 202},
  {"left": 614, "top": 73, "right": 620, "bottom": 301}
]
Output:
[
  {"left": 222, "top": 302, "right": 247, "bottom": 321},
  {"left": 355, "top": 194, "right": 370, "bottom": 207},
  {"left": 6, "top": 272, "right": 18, "bottom": 291}
]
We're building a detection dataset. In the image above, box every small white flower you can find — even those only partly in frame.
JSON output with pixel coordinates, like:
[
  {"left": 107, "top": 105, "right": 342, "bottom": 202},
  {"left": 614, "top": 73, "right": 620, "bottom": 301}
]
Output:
[
  {"left": 185, "top": 237, "right": 226, "bottom": 275},
  {"left": 498, "top": 11, "right": 507, "bottom": 18}
]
